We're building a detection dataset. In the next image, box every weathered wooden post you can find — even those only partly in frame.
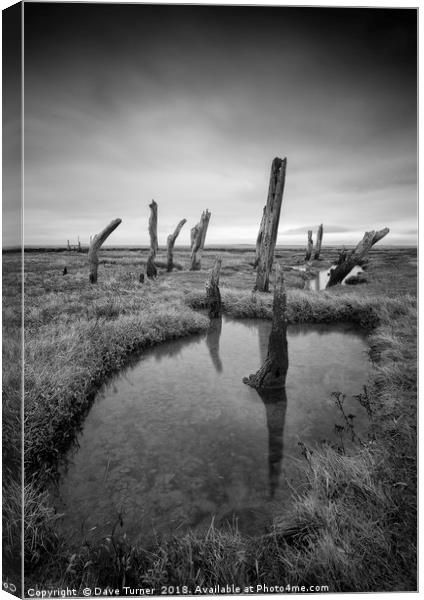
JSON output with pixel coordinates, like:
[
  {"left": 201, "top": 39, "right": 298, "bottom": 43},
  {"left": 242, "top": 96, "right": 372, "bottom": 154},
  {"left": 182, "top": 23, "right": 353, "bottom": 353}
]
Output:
[
  {"left": 255, "top": 157, "right": 287, "bottom": 292},
  {"left": 314, "top": 224, "right": 324, "bottom": 260},
  {"left": 244, "top": 263, "right": 288, "bottom": 389},
  {"left": 88, "top": 218, "right": 122, "bottom": 283},
  {"left": 190, "top": 209, "right": 211, "bottom": 271},
  {"left": 305, "top": 230, "right": 313, "bottom": 261},
  {"left": 327, "top": 227, "right": 389, "bottom": 288},
  {"left": 253, "top": 206, "right": 266, "bottom": 269},
  {"left": 205, "top": 256, "right": 222, "bottom": 318},
  {"left": 190, "top": 223, "right": 200, "bottom": 249},
  {"left": 67, "top": 240, "right": 71, "bottom": 251},
  {"left": 167, "top": 218, "right": 186, "bottom": 272},
  {"left": 146, "top": 200, "right": 158, "bottom": 279}
]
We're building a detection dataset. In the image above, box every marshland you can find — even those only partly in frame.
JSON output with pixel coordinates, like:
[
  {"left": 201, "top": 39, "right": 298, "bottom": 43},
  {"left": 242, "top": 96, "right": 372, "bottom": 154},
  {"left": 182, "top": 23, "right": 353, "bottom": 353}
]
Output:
[{"left": 2, "top": 242, "right": 417, "bottom": 593}]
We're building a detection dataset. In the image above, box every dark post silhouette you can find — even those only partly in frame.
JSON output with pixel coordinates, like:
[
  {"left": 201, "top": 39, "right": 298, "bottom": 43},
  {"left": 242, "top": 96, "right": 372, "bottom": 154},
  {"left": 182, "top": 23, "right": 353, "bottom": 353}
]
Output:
[
  {"left": 167, "top": 219, "right": 186, "bottom": 272},
  {"left": 205, "top": 256, "right": 222, "bottom": 318},
  {"left": 146, "top": 200, "right": 158, "bottom": 279},
  {"left": 305, "top": 230, "right": 313, "bottom": 261},
  {"left": 244, "top": 263, "right": 288, "bottom": 389},
  {"left": 190, "top": 209, "right": 211, "bottom": 271},
  {"left": 314, "top": 224, "right": 324, "bottom": 260},
  {"left": 88, "top": 218, "right": 122, "bottom": 283},
  {"left": 255, "top": 157, "right": 287, "bottom": 292},
  {"left": 327, "top": 227, "right": 389, "bottom": 287}
]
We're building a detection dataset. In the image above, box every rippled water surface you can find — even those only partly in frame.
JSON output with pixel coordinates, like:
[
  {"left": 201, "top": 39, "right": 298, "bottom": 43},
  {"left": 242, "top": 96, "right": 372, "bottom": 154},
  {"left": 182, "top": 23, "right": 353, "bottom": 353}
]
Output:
[{"left": 56, "top": 317, "right": 370, "bottom": 544}]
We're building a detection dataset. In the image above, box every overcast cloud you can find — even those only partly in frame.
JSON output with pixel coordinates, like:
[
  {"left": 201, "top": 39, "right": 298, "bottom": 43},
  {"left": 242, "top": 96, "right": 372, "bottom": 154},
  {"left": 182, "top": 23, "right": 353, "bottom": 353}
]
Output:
[{"left": 3, "top": 3, "right": 417, "bottom": 246}]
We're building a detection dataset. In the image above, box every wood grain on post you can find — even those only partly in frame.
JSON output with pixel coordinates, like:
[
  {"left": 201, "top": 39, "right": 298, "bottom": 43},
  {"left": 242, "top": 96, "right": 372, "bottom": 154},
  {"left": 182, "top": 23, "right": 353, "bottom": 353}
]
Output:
[
  {"left": 305, "top": 230, "right": 313, "bottom": 261},
  {"left": 314, "top": 224, "right": 324, "bottom": 260},
  {"left": 88, "top": 218, "right": 122, "bottom": 283},
  {"left": 244, "top": 263, "right": 288, "bottom": 389},
  {"left": 327, "top": 227, "right": 389, "bottom": 287},
  {"left": 255, "top": 157, "right": 287, "bottom": 292},
  {"left": 253, "top": 206, "right": 266, "bottom": 269},
  {"left": 167, "top": 219, "right": 186, "bottom": 272},
  {"left": 190, "top": 209, "right": 211, "bottom": 271},
  {"left": 146, "top": 200, "right": 158, "bottom": 279},
  {"left": 205, "top": 255, "right": 222, "bottom": 318}
]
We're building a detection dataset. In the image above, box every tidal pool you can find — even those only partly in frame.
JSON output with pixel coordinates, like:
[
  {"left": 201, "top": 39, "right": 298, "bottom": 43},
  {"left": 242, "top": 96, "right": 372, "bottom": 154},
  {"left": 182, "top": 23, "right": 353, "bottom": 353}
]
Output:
[
  {"left": 306, "top": 265, "right": 364, "bottom": 291},
  {"left": 55, "top": 317, "right": 370, "bottom": 545}
]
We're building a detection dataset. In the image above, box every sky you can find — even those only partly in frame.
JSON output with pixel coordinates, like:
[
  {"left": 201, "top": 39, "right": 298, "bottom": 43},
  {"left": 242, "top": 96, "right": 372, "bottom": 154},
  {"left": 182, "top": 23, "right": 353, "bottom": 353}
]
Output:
[{"left": 2, "top": 1, "right": 418, "bottom": 247}]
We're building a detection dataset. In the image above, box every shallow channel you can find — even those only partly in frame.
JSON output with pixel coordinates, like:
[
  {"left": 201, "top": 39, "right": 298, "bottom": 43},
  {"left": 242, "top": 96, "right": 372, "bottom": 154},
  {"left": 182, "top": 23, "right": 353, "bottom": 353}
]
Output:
[{"left": 55, "top": 317, "right": 370, "bottom": 545}]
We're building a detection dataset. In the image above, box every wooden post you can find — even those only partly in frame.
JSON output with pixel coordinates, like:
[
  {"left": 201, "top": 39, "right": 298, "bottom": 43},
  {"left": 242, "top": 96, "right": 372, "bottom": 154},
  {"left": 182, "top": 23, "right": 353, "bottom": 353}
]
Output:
[
  {"left": 88, "top": 218, "right": 122, "bottom": 283},
  {"left": 327, "top": 227, "right": 389, "bottom": 287},
  {"left": 253, "top": 206, "right": 266, "bottom": 269},
  {"left": 255, "top": 157, "right": 287, "bottom": 292},
  {"left": 190, "top": 209, "right": 211, "bottom": 271},
  {"left": 67, "top": 240, "right": 70, "bottom": 251},
  {"left": 205, "top": 256, "right": 222, "bottom": 318},
  {"left": 190, "top": 223, "right": 200, "bottom": 249},
  {"left": 305, "top": 230, "right": 313, "bottom": 261},
  {"left": 167, "top": 218, "right": 186, "bottom": 272},
  {"left": 314, "top": 224, "right": 324, "bottom": 260},
  {"left": 244, "top": 263, "right": 288, "bottom": 389},
  {"left": 146, "top": 200, "right": 158, "bottom": 279}
]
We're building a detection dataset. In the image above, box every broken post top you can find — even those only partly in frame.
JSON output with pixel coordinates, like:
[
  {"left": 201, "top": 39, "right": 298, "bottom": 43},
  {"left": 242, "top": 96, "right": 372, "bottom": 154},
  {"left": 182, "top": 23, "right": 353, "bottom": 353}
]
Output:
[{"left": 91, "top": 218, "right": 122, "bottom": 250}]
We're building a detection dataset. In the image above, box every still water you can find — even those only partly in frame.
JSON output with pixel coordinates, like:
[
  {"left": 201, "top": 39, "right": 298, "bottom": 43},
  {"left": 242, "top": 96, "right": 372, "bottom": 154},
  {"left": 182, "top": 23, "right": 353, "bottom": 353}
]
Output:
[
  {"left": 55, "top": 317, "right": 370, "bottom": 544},
  {"left": 306, "top": 265, "right": 364, "bottom": 291}
]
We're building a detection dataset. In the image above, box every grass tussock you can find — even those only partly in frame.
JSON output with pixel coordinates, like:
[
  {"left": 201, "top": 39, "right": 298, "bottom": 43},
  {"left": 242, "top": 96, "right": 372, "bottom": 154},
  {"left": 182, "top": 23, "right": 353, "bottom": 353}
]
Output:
[{"left": 1, "top": 248, "right": 417, "bottom": 593}]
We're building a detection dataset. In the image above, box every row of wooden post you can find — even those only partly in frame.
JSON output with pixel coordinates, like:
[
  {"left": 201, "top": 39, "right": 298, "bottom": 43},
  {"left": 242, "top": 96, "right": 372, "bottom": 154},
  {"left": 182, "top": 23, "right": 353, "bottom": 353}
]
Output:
[
  {"left": 87, "top": 203, "right": 211, "bottom": 284},
  {"left": 85, "top": 155, "right": 388, "bottom": 288}
]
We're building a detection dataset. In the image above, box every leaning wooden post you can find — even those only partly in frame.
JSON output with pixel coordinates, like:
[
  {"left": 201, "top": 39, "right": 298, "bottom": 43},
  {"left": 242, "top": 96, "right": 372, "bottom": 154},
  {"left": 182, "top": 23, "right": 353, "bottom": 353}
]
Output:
[
  {"left": 88, "top": 218, "right": 122, "bottom": 283},
  {"left": 244, "top": 263, "right": 288, "bottom": 389},
  {"left": 167, "top": 218, "right": 186, "bottom": 272},
  {"left": 255, "top": 157, "right": 287, "bottom": 292},
  {"left": 305, "top": 230, "right": 313, "bottom": 261},
  {"left": 327, "top": 227, "right": 389, "bottom": 288},
  {"left": 314, "top": 224, "right": 324, "bottom": 260},
  {"left": 205, "top": 256, "right": 222, "bottom": 318},
  {"left": 146, "top": 200, "right": 158, "bottom": 279},
  {"left": 190, "top": 209, "right": 211, "bottom": 271},
  {"left": 253, "top": 206, "right": 266, "bottom": 269}
]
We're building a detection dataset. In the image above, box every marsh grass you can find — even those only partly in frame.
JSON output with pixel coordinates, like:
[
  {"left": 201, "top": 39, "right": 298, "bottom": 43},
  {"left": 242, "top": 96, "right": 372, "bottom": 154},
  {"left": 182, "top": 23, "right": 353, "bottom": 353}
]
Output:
[{"left": 2, "top": 247, "right": 417, "bottom": 592}]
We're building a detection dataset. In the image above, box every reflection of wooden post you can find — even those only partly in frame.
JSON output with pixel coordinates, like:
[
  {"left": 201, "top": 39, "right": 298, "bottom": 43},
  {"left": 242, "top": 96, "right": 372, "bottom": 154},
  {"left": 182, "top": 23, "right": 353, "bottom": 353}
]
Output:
[
  {"left": 314, "top": 224, "right": 323, "bottom": 260},
  {"left": 327, "top": 227, "right": 389, "bottom": 288},
  {"left": 305, "top": 230, "right": 313, "bottom": 261},
  {"left": 244, "top": 263, "right": 288, "bottom": 389},
  {"left": 190, "top": 209, "right": 211, "bottom": 271},
  {"left": 146, "top": 200, "right": 158, "bottom": 279},
  {"left": 205, "top": 256, "right": 222, "bottom": 318},
  {"left": 88, "top": 218, "right": 122, "bottom": 283},
  {"left": 258, "top": 389, "right": 287, "bottom": 498},
  {"left": 167, "top": 219, "right": 186, "bottom": 272},
  {"left": 255, "top": 157, "right": 287, "bottom": 292},
  {"left": 206, "top": 316, "right": 223, "bottom": 373}
]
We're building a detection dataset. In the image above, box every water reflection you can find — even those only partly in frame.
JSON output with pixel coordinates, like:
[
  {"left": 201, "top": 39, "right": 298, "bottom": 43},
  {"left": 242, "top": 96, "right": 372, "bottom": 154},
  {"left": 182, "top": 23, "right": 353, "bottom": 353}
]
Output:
[
  {"left": 206, "top": 317, "right": 223, "bottom": 373},
  {"left": 258, "top": 387, "right": 287, "bottom": 498},
  {"left": 55, "top": 317, "right": 370, "bottom": 544}
]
